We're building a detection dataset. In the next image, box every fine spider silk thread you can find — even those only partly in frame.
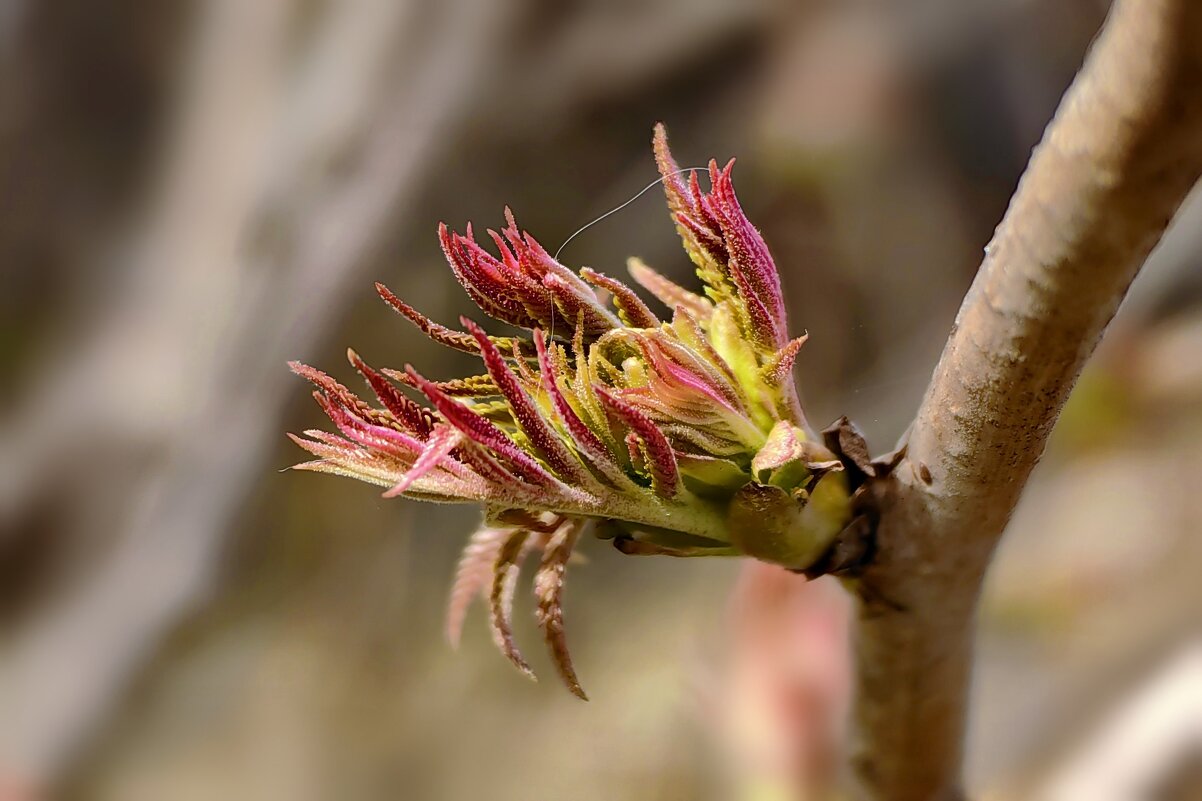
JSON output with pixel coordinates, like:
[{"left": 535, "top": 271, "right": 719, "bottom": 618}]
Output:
[
  {"left": 541, "top": 167, "right": 708, "bottom": 375},
  {"left": 552, "top": 167, "right": 708, "bottom": 262}
]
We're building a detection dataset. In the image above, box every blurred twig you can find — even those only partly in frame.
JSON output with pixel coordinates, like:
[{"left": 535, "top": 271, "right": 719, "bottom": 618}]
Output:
[
  {"left": 1036, "top": 642, "right": 1202, "bottom": 801},
  {"left": 0, "top": 0, "right": 503, "bottom": 779},
  {"left": 851, "top": 1, "right": 1202, "bottom": 799}
]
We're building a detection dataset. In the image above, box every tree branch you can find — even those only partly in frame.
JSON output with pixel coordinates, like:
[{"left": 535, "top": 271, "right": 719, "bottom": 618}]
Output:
[{"left": 850, "top": 1, "right": 1202, "bottom": 799}]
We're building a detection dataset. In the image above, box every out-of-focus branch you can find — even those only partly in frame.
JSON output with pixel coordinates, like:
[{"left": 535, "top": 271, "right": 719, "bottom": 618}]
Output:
[
  {"left": 0, "top": 0, "right": 501, "bottom": 781},
  {"left": 850, "top": 1, "right": 1202, "bottom": 799},
  {"left": 715, "top": 565, "right": 851, "bottom": 800},
  {"left": 1035, "top": 641, "right": 1202, "bottom": 801}
]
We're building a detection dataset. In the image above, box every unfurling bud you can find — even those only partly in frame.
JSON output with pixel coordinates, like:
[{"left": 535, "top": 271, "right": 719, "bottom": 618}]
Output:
[{"left": 287, "top": 124, "right": 859, "bottom": 697}]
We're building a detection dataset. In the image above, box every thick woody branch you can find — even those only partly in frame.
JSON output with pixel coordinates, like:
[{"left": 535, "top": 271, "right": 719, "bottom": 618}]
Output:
[{"left": 849, "top": 1, "right": 1202, "bottom": 799}]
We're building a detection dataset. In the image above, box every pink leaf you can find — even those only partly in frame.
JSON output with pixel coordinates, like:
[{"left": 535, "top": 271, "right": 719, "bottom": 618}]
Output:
[
  {"left": 446, "top": 526, "right": 512, "bottom": 649},
  {"left": 462, "top": 317, "right": 591, "bottom": 486},
  {"left": 534, "top": 520, "right": 588, "bottom": 700},
  {"left": 375, "top": 282, "right": 482, "bottom": 354},
  {"left": 597, "top": 387, "right": 681, "bottom": 499},
  {"left": 383, "top": 424, "right": 462, "bottom": 498},
  {"left": 533, "top": 331, "right": 630, "bottom": 488},
  {"left": 489, "top": 529, "right": 536, "bottom": 679},
  {"left": 627, "top": 259, "right": 713, "bottom": 321},
  {"left": 580, "top": 268, "right": 660, "bottom": 329},
  {"left": 405, "top": 365, "right": 560, "bottom": 489},
  {"left": 346, "top": 348, "right": 435, "bottom": 437}
]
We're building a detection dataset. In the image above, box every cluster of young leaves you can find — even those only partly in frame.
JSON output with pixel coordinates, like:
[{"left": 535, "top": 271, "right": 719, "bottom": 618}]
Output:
[{"left": 289, "top": 125, "right": 853, "bottom": 697}]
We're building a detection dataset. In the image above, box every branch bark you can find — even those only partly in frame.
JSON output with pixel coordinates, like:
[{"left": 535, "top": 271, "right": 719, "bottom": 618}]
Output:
[{"left": 850, "top": 1, "right": 1202, "bottom": 799}]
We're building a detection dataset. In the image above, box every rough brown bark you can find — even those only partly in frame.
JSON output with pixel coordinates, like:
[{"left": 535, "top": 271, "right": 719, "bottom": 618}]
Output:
[{"left": 849, "top": 1, "right": 1202, "bottom": 799}]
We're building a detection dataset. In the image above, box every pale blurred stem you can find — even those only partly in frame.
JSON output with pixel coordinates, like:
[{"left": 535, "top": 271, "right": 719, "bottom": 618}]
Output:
[{"left": 845, "top": 2, "right": 1202, "bottom": 800}]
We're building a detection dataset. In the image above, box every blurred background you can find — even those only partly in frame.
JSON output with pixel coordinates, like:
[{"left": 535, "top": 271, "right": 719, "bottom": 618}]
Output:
[{"left": 2, "top": 0, "right": 1200, "bottom": 799}]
